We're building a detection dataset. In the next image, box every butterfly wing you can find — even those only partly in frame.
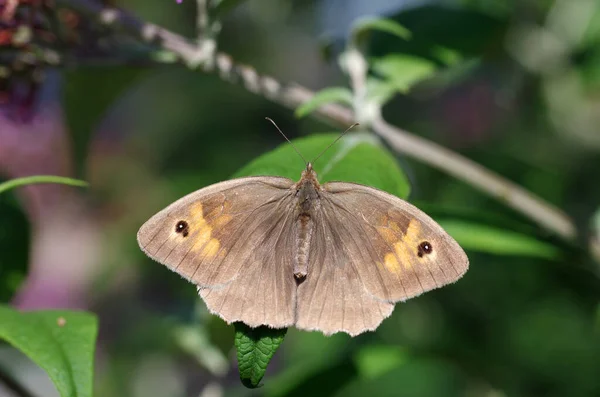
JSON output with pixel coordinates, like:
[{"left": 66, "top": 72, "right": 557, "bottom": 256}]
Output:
[
  {"left": 198, "top": 207, "right": 298, "bottom": 327},
  {"left": 137, "top": 176, "right": 298, "bottom": 327},
  {"left": 295, "top": 182, "right": 468, "bottom": 336},
  {"left": 294, "top": 206, "right": 395, "bottom": 336}
]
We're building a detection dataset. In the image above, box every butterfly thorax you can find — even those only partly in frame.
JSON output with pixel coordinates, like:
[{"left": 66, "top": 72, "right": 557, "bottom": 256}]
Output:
[
  {"left": 294, "top": 163, "right": 322, "bottom": 212},
  {"left": 292, "top": 163, "right": 321, "bottom": 280}
]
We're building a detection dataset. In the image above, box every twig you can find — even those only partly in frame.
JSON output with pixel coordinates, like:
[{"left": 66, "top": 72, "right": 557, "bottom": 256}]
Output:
[
  {"left": 371, "top": 115, "right": 576, "bottom": 240},
  {"left": 344, "top": 47, "right": 370, "bottom": 124},
  {"left": 0, "top": 365, "right": 37, "bottom": 397},
  {"left": 195, "top": 0, "right": 209, "bottom": 40},
  {"left": 193, "top": 0, "right": 218, "bottom": 70},
  {"left": 53, "top": 0, "right": 577, "bottom": 241}
]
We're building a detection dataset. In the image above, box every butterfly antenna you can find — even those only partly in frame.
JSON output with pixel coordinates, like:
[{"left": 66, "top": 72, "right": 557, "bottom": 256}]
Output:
[
  {"left": 265, "top": 117, "right": 308, "bottom": 165},
  {"left": 311, "top": 122, "right": 360, "bottom": 164}
]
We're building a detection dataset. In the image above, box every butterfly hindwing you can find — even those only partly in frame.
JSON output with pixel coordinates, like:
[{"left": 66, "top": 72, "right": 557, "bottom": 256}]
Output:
[
  {"left": 295, "top": 205, "right": 395, "bottom": 336},
  {"left": 199, "top": 205, "right": 297, "bottom": 328}
]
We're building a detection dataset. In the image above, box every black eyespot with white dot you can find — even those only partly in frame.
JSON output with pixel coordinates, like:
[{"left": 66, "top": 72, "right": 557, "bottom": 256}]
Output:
[
  {"left": 175, "top": 220, "right": 189, "bottom": 237},
  {"left": 417, "top": 241, "right": 433, "bottom": 257}
]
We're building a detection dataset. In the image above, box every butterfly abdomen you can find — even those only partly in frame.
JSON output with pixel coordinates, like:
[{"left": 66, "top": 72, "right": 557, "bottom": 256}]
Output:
[{"left": 293, "top": 213, "right": 313, "bottom": 280}]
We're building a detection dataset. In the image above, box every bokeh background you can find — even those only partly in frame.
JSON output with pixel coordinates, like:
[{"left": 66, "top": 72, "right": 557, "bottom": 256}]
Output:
[{"left": 1, "top": 0, "right": 600, "bottom": 396}]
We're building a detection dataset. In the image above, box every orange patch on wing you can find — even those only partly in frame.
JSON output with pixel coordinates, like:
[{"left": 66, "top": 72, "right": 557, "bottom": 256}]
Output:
[
  {"left": 195, "top": 227, "right": 212, "bottom": 248},
  {"left": 186, "top": 202, "right": 227, "bottom": 259},
  {"left": 384, "top": 252, "right": 400, "bottom": 273},
  {"left": 388, "top": 220, "right": 401, "bottom": 233},
  {"left": 212, "top": 214, "right": 232, "bottom": 229},
  {"left": 383, "top": 219, "right": 423, "bottom": 273},
  {"left": 202, "top": 238, "right": 221, "bottom": 258},
  {"left": 189, "top": 203, "right": 209, "bottom": 234},
  {"left": 377, "top": 225, "right": 398, "bottom": 245}
]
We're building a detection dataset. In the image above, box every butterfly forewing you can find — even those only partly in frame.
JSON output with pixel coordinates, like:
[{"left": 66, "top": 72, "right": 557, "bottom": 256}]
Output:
[
  {"left": 137, "top": 176, "right": 295, "bottom": 288},
  {"left": 319, "top": 182, "right": 468, "bottom": 302}
]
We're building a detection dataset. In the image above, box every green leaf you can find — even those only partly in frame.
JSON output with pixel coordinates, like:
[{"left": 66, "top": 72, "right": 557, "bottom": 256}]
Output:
[
  {"left": 234, "top": 323, "right": 287, "bottom": 388},
  {"left": 353, "top": 17, "right": 412, "bottom": 41},
  {"left": 295, "top": 87, "right": 353, "bottom": 118},
  {"left": 0, "top": 176, "right": 89, "bottom": 195},
  {"left": 366, "top": 76, "right": 400, "bottom": 105},
  {"left": 438, "top": 219, "right": 562, "bottom": 260},
  {"left": 372, "top": 54, "right": 438, "bottom": 93},
  {"left": 581, "top": 4, "right": 600, "bottom": 48},
  {"left": 0, "top": 307, "right": 98, "bottom": 397},
  {"left": 430, "top": 45, "right": 463, "bottom": 66},
  {"left": 234, "top": 133, "right": 410, "bottom": 199}
]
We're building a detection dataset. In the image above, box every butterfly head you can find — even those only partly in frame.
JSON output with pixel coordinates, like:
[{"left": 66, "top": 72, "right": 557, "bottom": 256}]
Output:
[{"left": 300, "top": 162, "right": 320, "bottom": 186}]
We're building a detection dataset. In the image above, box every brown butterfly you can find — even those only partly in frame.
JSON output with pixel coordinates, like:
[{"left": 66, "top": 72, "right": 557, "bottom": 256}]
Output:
[{"left": 137, "top": 121, "right": 468, "bottom": 336}]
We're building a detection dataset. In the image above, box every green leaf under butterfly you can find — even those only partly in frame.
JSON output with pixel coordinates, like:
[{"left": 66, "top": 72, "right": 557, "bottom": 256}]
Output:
[
  {"left": 234, "top": 323, "right": 287, "bottom": 388},
  {"left": 231, "top": 133, "right": 411, "bottom": 387},
  {"left": 438, "top": 219, "right": 562, "bottom": 260},
  {"left": 234, "top": 132, "right": 410, "bottom": 199},
  {"left": 294, "top": 87, "right": 353, "bottom": 119},
  {"left": 0, "top": 307, "right": 98, "bottom": 397}
]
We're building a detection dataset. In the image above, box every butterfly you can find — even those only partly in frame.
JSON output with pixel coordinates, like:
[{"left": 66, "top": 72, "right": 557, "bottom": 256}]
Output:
[{"left": 137, "top": 121, "right": 468, "bottom": 336}]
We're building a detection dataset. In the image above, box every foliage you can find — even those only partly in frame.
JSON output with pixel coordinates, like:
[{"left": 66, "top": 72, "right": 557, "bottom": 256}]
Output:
[
  {"left": 0, "top": 177, "right": 95, "bottom": 396},
  {"left": 233, "top": 132, "right": 410, "bottom": 198},
  {"left": 234, "top": 323, "right": 287, "bottom": 388},
  {"left": 295, "top": 88, "right": 353, "bottom": 118},
  {"left": 0, "top": 307, "right": 98, "bottom": 397}
]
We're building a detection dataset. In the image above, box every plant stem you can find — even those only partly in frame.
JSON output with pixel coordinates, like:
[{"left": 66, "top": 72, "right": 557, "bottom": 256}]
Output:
[
  {"left": 0, "top": 176, "right": 89, "bottom": 195},
  {"left": 371, "top": 115, "right": 576, "bottom": 240}
]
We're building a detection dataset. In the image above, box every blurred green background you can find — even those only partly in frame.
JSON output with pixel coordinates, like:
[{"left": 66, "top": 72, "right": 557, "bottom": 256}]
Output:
[{"left": 1, "top": 0, "right": 600, "bottom": 396}]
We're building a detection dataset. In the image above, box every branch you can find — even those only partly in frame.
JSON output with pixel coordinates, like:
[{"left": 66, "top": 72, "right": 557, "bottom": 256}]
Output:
[
  {"left": 54, "top": 0, "right": 577, "bottom": 241},
  {"left": 371, "top": 116, "right": 576, "bottom": 240}
]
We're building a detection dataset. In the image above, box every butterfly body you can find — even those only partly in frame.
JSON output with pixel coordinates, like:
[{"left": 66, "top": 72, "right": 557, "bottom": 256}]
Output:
[
  {"left": 292, "top": 163, "right": 321, "bottom": 279},
  {"left": 138, "top": 163, "right": 468, "bottom": 336}
]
